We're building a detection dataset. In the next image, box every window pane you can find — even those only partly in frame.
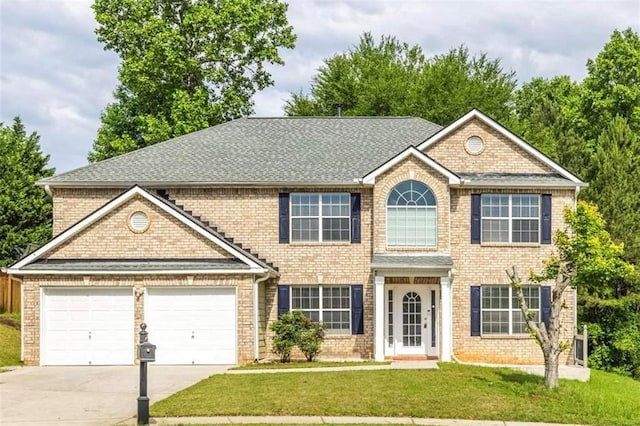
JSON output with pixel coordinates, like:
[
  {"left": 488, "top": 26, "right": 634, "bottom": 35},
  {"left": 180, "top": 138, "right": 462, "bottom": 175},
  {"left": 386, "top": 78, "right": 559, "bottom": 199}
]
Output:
[
  {"left": 512, "top": 310, "right": 539, "bottom": 334},
  {"left": 387, "top": 206, "right": 436, "bottom": 246},
  {"left": 322, "top": 310, "right": 350, "bottom": 332},
  {"left": 481, "top": 194, "right": 508, "bottom": 217},
  {"left": 482, "top": 218, "right": 509, "bottom": 242},
  {"left": 387, "top": 180, "right": 435, "bottom": 206},
  {"left": 292, "top": 218, "right": 319, "bottom": 242},
  {"left": 512, "top": 219, "right": 539, "bottom": 243},
  {"left": 482, "top": 311, "right": 509, "bottom": 334},
  {"left": 322, "top": 218, "right": 350, "bottom": 241},
  {"left": 482, "top": 286, "right": 509, "bottom": 309}
]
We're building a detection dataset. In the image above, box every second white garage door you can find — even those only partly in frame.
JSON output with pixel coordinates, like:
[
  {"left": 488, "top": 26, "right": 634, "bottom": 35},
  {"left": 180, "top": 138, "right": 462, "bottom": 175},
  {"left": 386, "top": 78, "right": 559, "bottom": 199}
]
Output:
[{"left": 144, "top": 287, "right": 237, "bottom": 365}]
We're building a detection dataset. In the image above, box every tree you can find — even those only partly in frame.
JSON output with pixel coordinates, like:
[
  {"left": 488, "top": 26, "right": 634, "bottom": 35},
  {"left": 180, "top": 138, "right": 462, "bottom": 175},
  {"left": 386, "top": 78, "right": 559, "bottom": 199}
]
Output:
[
  {"left": 285, "top": 33, "right": 425, "bottom": 117},
  {"left": 581, "top": 28, "right": 640, "bottom": 140},
  {"left": 0, "top": 118, "right": 54, "bottom": 266},
  {"left": 512, "top": 76, "right": 588, "bottom": 175},
  {"left": 285, "top": 33, "right": 517, "bottom": 125},
  {"left": 506, "top": 201, "right": 632, "bottom": 388},
  {"left": 89, "top": 0, "right": 296, "bottom": 161},
  {"left": 581, "top": 116, "right": 640, "bottom": 264}
]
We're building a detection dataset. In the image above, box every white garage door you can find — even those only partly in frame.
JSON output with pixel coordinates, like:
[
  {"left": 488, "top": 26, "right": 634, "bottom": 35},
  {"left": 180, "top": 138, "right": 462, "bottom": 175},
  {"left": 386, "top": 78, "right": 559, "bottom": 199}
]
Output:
[
  {"left": 42, "top": 288, "right": 134, "bottom": 366},
  {"left": 145, "top": 287, "right": 236, "bottom": 365}
]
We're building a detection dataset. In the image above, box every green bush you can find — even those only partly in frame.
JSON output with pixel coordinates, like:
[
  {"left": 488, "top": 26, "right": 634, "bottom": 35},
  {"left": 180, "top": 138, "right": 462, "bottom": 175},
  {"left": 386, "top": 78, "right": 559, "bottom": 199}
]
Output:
[
  {"left": 298, "top": 322, "right": 325, "bottom": 362},
  {"left": 269, "top": 311, "right": 325, "bottom": 362}
]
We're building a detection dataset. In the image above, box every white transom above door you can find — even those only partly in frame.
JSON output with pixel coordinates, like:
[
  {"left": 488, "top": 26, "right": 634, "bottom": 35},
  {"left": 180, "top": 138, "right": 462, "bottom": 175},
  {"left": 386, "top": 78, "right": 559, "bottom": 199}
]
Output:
[{"left": 385, "top": 284, "right": 439, "bottom": 357}]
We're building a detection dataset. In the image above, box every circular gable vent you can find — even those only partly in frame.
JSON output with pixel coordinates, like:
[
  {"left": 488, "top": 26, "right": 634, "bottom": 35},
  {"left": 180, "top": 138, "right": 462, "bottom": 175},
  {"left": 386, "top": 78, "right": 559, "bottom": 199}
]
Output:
[
  {"left": 129, "top": 211, "right": 149, "bottom": 233},
  {"left": 465, "top": 135, "right": 485, "bottom": 155}
]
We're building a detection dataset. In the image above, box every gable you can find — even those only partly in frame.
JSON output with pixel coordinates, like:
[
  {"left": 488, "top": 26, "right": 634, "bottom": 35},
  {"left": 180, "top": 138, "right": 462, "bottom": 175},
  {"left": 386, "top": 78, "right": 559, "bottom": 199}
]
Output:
[
  {"left": 423, "top": 117, "right": 554, "bottom": 174},
  {"left": 9, "top": 185, "right": 273, "bottom": 274},
  {"left": 43, "top": 195, "right": 231, "bottom": 260}
]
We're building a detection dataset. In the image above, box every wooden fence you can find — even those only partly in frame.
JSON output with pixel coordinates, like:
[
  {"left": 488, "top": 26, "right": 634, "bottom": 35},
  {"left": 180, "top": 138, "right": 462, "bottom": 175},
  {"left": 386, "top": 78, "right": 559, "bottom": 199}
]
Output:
[
  {"left": 574, "top": 325, "right": 588, "bottom": 368},
  {"left": 0, "top": 272, "right": 21, "bottom": 313}
]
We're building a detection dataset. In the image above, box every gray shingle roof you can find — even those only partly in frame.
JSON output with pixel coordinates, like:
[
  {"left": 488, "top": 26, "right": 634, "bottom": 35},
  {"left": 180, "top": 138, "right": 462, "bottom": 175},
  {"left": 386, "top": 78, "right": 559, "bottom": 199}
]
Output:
[
  {"left": 371, "top": 254, "right": 454, "bottom": 270},
  {"left": 43, "top": 117, "right": 442, "bottom": 186},
  {"left": 458, "top": 173, "right": 578, "bottom": 187}
]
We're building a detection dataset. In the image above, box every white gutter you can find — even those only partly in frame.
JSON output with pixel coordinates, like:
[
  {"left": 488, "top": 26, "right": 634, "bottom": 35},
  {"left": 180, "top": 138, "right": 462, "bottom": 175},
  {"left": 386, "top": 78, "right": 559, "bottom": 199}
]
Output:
[
  {"left": 6, "top": 268, "right": 268, "bottom": 276},
  {"left": 253, "top": 273, "right": 271, "bottom": 362}
]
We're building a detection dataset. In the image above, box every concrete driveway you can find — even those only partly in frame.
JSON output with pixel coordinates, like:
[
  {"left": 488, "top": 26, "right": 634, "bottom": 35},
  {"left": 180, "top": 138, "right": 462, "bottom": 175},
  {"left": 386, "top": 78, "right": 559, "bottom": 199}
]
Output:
[{"left": 0, "top": 365, "right": 229, "bottom": 426}]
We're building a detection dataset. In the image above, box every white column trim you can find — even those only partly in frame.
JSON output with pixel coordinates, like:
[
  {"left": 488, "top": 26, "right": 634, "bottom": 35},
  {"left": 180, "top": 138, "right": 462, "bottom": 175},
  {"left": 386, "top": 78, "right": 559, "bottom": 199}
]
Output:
[
  {"left": 374, "top": 274, "right": 385, "bottom": 361},
  {"left": 440, "top": 275, "right": 452, "bottom": 362}
]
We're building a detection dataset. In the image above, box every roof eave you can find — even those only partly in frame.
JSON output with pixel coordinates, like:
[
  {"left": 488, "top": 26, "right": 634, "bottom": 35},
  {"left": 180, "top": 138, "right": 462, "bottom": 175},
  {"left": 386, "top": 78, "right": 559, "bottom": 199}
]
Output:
[
  {"left": 451, "top": 182, "right": 589, "bottom": 189},
  {"left": 7, "top": 267, "right": 267, "bottom": 276},
  {"left": 38, "top": 180, "right": 368, "bottom": 189}
]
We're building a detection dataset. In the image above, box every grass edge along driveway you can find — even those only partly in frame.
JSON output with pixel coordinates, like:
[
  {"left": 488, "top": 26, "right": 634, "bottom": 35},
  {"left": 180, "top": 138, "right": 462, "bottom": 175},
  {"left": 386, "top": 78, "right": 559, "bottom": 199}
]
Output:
[{"left": 151, "top": 363, "right": 640, "bottom": 426}]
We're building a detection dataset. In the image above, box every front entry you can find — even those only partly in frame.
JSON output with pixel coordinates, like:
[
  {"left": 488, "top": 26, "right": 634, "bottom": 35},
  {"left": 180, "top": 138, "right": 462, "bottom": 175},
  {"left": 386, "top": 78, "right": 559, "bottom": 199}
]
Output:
[{"left": 385, "top": 284, "right": 439, "bottom": 357}]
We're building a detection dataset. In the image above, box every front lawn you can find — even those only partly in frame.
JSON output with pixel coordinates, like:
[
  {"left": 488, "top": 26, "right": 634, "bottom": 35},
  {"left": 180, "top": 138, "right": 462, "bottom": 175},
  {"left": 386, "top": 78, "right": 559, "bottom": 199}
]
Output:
[
  {"left": 151, "top": 363, "right": 640, "bottom": 425},
  {"left": 0, "top": 313, "right": 21, "bottom": 367}
]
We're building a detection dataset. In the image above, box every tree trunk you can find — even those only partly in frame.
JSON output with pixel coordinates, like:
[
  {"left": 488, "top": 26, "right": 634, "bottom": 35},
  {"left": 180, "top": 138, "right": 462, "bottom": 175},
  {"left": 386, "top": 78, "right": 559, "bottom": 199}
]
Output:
[{"left": 544, "top": 351, "right": 560, "bottom": 389}]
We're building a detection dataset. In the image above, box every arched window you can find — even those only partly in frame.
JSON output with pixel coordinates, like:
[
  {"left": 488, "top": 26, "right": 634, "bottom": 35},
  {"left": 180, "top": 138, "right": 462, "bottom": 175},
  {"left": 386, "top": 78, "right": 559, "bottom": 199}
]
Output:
[{"left": 387, "top": 180, "right": 437, "bottom": 246}]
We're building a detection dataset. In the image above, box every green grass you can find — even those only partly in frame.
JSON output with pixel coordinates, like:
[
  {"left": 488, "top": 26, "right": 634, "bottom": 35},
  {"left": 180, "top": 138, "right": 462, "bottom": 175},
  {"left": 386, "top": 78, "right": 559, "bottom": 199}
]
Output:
[
  {"left": 0, "top": 313, "right": 21, "bottom": 367},
  {"left": 151, "top": 363, "right": 640, "bottom": 425},
  {"left": 231, "top": 360, "right": 391, "bottom": 370}
]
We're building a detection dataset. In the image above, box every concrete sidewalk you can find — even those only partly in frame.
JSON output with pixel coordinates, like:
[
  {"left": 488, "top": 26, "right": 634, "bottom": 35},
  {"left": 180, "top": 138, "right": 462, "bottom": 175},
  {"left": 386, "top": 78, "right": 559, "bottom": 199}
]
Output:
[{"left": 118, "top": 415, "right": 585, "bottom": 425}]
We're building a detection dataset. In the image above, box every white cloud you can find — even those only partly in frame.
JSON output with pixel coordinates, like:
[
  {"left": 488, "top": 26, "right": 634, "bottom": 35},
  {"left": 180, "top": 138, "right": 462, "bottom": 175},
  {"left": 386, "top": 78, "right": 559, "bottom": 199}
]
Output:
[{"left": 1, "top": 0, "right": 638, "bottom": 173}]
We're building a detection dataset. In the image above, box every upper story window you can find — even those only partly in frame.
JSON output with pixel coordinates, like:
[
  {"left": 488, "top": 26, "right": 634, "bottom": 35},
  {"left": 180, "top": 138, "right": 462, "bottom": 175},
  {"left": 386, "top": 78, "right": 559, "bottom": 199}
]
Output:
[
  {"left": 481, "top": 194, "right": 539, "bottom": 243},
  {"left": 387, "top": 180, "right": 437, "bottom": 247},
  {"left": 290, "top": 193, "right": 350, "bottom": 242}
]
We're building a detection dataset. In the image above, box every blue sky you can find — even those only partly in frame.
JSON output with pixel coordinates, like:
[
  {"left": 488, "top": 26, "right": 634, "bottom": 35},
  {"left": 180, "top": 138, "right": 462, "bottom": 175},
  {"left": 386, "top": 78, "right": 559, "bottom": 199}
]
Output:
[{"left": 1, "top": 0, "right": 638, "bottom": 174}]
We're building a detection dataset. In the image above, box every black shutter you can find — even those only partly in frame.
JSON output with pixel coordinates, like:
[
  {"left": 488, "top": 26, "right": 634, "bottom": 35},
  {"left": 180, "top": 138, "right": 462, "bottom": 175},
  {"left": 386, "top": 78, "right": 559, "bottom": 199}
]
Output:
[
  {"left": 541, "top": 286, "right": 551, "bottom": 330},
  {"left": 471, "top": 286, "right": 481, "bottom": 336},
  {"left": 471, "top": 194, "right": 481, "bottom": 244},
  {"left": 277, "top": 285, "right": 290, "bottom": 317},
  {"left": 351, "top": 284, "right": 364, "bottom": 334},
  {"left": 541, "top": 194, "right": 552, "bottom": 244},
  {"left": 350, "top": 193, "right": 361, "bottom": 243},
  {"left": 278, "top": 193, "right": 289, "bottom": 243}
]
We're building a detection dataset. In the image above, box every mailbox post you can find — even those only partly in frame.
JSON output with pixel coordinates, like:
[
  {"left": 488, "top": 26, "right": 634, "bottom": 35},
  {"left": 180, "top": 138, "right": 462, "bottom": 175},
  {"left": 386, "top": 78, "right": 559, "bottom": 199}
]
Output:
[{"left": 137, "top": 323, "right": 156, "bottom": 425}]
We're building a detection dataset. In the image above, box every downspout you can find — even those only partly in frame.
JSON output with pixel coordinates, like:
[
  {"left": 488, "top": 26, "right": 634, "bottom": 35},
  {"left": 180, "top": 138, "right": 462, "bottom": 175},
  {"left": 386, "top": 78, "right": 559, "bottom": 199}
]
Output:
[{"left": 253, "top": 273, "right": 271, "bottom": 362}]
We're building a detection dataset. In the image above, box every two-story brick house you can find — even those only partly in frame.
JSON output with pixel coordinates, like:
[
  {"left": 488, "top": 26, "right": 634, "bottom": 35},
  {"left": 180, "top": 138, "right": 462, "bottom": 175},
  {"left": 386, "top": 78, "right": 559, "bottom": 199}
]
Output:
[{"left": 9, "top": 109, "right": 585, "bottom": 366}]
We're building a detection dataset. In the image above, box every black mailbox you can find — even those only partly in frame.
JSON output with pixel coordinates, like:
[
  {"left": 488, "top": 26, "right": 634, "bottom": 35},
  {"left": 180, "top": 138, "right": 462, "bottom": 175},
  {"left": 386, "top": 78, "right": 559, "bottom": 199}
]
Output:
[{"left": 138, "top": 341, "right": 157, "bottom": 362}]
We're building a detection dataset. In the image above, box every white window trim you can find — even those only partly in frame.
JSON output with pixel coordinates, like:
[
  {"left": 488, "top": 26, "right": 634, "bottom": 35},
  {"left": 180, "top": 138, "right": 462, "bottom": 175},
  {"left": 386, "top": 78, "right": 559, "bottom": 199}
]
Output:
[
  {"left": 290, "top": 285, "right": 351, "bottom": 334},
  {"left": 290, "top": 193, "right": 351, "bottom": 243},
  {"left": 385, "top": 181, "right": 438, "bottom": 248},
  {"left": 481, "top": 194, "right": 540, "bottom": 243},
  {"left": 481, "top": 285, "right": 540, "bottom": 335}
]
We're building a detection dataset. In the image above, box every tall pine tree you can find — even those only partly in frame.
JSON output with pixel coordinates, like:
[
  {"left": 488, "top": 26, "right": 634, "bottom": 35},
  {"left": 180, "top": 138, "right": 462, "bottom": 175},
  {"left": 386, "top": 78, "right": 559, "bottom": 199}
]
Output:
[{"left": 0, "top": 118, "right": 54, "bottom": 266}]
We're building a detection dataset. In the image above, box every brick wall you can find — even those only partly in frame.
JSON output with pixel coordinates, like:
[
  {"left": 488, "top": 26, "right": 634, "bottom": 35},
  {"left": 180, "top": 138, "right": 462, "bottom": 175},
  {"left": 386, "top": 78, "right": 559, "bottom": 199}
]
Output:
[
  {"left": 425, "top": 119, "right": 554, "bottom": 174},
  {"left": 449, "top": 188, "right": 576, "bottom": 364},
  {"left": 372, "top": 155, "right": 450, "bottom": 253},
  {"left": 46, "top": 196, "right": 229, "bottom": 259},
  {"left": 52, "top": 187, "right": 123, "bottom": 235}
]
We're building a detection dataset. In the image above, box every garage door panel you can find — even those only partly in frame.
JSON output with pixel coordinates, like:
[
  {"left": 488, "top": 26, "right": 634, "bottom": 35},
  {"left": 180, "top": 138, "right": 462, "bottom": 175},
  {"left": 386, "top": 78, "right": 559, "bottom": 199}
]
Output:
[
  {"left": 43, "top": 288, "right": 134, "bottom": 366},
  {"left": 145, "top": 287, "right": 236, "bottom": 365}
]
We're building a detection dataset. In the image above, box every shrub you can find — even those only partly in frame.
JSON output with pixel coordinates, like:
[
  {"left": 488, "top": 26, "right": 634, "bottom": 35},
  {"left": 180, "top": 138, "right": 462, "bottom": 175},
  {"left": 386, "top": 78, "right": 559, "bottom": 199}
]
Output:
[
  {"left": 269, "top": 311, "right": 308, "bottom": 362},
  {"left": 298, "top": 322, "right": 325, "bottom": 362},
  {"left": 269, "top": 311, "right": 325, "bottom": 362}
]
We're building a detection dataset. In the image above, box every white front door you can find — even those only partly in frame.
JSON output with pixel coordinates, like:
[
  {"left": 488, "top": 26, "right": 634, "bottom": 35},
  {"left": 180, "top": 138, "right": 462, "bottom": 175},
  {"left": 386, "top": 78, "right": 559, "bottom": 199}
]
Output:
[
  {"left": 42, "top": 288, "right": 134, "bottom": 366},
  {"left": 385, "top": 285, "right": 439, "bottom": 357}
]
